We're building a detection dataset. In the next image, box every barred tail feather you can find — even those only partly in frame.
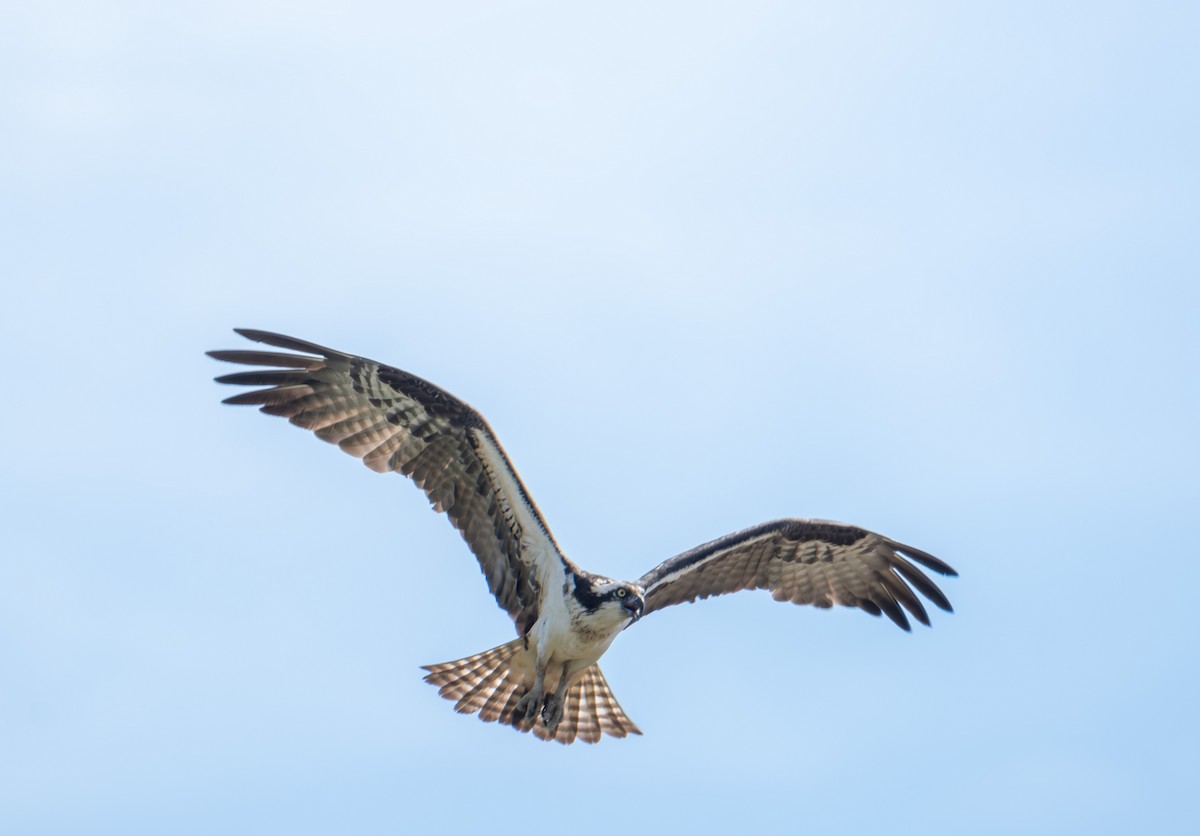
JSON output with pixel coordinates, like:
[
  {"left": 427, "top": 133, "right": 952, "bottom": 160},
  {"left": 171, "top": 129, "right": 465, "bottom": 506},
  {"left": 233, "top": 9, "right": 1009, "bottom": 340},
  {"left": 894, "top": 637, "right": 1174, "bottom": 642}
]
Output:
[
  {"left": 421, "top": 641, "right": 642, "bottom": 744},
  {"left": 421, "top": 639, "right": 531, "bottom": 723},
  {"left": 531, "top": 664, "right": 641, "bottom": 744}
]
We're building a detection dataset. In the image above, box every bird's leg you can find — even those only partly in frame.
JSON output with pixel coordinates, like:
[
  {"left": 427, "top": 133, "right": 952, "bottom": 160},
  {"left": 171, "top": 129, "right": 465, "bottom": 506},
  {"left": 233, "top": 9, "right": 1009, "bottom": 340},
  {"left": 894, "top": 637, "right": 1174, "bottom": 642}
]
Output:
[
  {"left": 515, "top": 659, "right": 547, "bottom": 724},
  {"left": 541, "top": 662, "right": 571, "bottom": 733}
]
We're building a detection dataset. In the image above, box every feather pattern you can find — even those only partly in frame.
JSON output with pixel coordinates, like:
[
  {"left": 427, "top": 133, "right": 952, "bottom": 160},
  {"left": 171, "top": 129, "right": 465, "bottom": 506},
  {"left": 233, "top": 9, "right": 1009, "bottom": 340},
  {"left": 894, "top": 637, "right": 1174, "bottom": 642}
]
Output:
[
  {"left": 639, "top": 518, "right": 956, "bottom": 631},
  {"left": 421, "top": 641, "right": 641, "bottom": 744},
  {"left": 211, "top": 329, "right": 957, "bottom": 744},
  {"left": 209, "top": 328, "right": 567, "bottom": 634}
]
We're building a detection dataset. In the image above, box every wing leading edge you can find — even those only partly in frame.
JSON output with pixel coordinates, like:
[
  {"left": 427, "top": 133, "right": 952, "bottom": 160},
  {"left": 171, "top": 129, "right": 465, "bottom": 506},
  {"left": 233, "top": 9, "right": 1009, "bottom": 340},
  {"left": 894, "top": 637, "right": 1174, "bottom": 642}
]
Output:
[{"left": 209, "top": 328, "right": 567, "bottom": 635}]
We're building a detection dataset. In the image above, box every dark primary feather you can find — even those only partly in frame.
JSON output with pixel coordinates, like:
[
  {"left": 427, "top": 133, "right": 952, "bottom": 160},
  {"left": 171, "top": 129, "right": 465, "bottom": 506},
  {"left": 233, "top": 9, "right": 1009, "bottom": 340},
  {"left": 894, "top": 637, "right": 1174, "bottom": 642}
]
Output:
[
  {"left": 208, "top": 329, "right": 565, "bottom": 635},
  {"left": 639, "top": 519, "right": 956, "bottom": 631}
]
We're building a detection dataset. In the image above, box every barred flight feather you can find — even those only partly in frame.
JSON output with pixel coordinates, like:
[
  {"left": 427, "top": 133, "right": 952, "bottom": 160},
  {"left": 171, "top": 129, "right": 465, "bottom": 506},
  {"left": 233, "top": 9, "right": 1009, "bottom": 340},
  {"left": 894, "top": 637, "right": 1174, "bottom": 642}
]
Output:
[
  {"left": 209, "top": 329, "right": 569, "bottom": 635},
  {"left": 211, "top": 329, "right": 958, "bottom": 745},
  {"left": 640, "top": 518, "right": 956, "bottom": 632}
]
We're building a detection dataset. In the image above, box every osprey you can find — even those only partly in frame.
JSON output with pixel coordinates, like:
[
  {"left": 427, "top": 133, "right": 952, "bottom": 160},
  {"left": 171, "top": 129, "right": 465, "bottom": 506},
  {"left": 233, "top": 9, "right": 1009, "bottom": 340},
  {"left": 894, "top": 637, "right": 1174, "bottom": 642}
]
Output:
[{"left": 210, "top": 329, "right": 956, "bottom": 744}]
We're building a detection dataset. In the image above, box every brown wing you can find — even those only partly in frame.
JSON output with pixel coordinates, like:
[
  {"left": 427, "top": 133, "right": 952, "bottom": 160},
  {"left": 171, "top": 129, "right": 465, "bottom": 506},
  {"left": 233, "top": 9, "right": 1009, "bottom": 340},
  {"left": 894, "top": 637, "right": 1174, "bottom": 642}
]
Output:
[
  {"left": 208, "top": 328, "right": 567, "bottom": 635},
  {"left": 638, "top": 519, "right": 955, "bottom": 630}
]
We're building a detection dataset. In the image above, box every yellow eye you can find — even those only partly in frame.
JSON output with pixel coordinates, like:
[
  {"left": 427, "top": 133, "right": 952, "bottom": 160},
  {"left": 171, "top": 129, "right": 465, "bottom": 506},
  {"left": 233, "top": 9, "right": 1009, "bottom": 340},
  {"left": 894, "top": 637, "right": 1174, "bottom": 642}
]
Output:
[{"left": 616, "top": 589, "right": 627, "bottom": 598}]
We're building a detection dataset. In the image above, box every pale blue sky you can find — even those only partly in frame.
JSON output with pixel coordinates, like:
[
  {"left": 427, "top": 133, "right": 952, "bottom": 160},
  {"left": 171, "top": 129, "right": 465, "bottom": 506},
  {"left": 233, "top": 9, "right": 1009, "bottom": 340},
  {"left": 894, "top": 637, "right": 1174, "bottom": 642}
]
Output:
[{"left": 2, "top": 2, "right": 1197, "bottom": 834}]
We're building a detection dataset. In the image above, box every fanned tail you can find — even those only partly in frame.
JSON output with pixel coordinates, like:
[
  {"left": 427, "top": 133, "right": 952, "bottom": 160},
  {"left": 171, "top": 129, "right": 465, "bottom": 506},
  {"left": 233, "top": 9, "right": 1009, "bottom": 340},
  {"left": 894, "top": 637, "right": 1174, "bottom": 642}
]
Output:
[
  {"left": 421, "top": 640, "right": 642, "bottom": 744},
  {"left": 531, "top": 664, "right": 642, "bottom": 744}
]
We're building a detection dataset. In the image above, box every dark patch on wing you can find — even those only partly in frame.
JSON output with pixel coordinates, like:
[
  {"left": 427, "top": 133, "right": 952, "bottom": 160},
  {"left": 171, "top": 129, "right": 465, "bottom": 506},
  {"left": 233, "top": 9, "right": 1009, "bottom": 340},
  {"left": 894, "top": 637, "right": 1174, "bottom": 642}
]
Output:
[
  {"left": 370, "top": 362, "right": 485, "bottom": 429},
  {"left": 638, "top": 518, "right": 956, "bottom": 631},
  {"left": 209, "top": 328, "right": 565, "bottom": 634}
]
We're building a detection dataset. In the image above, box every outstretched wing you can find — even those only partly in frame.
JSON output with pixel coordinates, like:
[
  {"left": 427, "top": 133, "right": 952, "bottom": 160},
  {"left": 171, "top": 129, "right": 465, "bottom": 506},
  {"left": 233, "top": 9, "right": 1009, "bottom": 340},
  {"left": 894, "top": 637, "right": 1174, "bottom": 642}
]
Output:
[
  {"left": 208, "top": 328, "right": 566, "bottom": 635},
  {"left": 638, "top": 519, "right": 955, "bottom": 631}
]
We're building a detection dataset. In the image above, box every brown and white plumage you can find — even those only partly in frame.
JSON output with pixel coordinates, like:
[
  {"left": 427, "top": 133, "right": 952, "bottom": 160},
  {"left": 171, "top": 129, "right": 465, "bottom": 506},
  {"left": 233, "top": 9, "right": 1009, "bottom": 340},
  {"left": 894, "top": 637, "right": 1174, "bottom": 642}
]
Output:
[
  {"left": 210, "top": 329, "right": 957, "bottom": 744},
  {"left": 639, "top": 519, "right": 955, "bottom": 631},
  {"left": 421, "top": 640, "right": 640, "bottom": 744},
  {"left": 209, "top": 328, "right": 562, "bottom": 637}
]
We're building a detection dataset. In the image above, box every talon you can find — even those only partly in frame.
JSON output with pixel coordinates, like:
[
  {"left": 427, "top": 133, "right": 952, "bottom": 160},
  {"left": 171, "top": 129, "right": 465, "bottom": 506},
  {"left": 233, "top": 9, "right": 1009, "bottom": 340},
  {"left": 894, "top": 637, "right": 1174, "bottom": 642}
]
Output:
[
  {"left": 515, "top": 688, "right": 543, "bottom": 724},
  {"left": 541, "top": 694, "right": 563, "bottom": 731}
]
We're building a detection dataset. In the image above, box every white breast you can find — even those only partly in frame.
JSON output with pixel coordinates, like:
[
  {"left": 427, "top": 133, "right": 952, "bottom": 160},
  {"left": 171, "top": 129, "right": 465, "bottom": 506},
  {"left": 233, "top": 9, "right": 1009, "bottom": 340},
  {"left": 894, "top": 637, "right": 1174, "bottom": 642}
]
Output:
[{"left": 526, "top": 581, "right": 627, "bottom": 687}]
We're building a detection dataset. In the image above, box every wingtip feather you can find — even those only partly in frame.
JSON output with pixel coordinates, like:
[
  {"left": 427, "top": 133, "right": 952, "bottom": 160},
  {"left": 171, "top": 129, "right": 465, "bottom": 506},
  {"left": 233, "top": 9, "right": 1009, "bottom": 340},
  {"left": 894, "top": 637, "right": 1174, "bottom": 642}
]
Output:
[
  {"left": 231, "top": 328, "right": 346, "bottom": 358},
  {"left": 892, "top": 540, "right": 958, "bottom": 577}
]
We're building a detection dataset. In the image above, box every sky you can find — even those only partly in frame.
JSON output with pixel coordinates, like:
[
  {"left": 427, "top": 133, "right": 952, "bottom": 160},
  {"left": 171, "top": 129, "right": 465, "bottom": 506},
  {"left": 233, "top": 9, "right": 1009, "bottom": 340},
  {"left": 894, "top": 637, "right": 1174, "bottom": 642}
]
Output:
[{"left": 2, "top": 1, "right": 1198, "bottom": 833}]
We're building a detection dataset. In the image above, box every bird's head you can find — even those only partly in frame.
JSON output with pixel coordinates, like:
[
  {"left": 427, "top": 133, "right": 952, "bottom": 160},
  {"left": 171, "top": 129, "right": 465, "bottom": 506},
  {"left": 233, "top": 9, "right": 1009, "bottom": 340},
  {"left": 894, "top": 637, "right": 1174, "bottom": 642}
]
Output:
[
  {"left": 612, "top": 583, "right": 645, "bottom": 625},
  {"left": 572, "top": 575, "right": 646, "bottom": 628}
]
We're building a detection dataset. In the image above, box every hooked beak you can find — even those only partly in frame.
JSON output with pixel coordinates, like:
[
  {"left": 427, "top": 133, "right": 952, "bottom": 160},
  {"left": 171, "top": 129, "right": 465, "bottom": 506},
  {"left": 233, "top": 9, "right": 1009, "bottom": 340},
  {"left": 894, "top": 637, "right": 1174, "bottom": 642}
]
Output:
[{"left": 622, "top": 597, "right": 644, "bottom": 625}]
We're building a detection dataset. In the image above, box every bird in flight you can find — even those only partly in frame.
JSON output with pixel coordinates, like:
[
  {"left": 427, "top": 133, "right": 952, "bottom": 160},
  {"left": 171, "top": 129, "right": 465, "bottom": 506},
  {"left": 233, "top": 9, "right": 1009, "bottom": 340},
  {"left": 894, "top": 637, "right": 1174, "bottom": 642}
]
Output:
[{"left": 209, "top": 329, "right": 956, "bottom": 744}]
